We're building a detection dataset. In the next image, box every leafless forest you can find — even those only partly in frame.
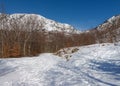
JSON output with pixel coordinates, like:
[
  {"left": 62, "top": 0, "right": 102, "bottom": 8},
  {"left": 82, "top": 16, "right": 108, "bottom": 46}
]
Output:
[{"left": 0, "top": 13, "right": 119, "bottom": 58}]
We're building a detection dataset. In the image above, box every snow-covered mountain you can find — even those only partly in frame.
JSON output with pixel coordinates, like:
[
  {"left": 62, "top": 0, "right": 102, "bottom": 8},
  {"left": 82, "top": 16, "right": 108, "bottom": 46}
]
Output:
[
  {"left": 90, "top": 15, "right": 120, "bottom": 43},
  {"left": 0, "top": 13, "right": 80, "bottom": 33},
  {"left": 97, "top": 15, "right": 120, "bottom": 31}
]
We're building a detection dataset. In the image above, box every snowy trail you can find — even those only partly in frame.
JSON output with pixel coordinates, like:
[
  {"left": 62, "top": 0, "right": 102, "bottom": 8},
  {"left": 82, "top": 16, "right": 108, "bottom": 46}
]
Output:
[
  {"left": 0, "top": 43, "right": 120, "bottom": 86},
  {"left": 0, "top": 54, "right": 62, "bottom": 86}
]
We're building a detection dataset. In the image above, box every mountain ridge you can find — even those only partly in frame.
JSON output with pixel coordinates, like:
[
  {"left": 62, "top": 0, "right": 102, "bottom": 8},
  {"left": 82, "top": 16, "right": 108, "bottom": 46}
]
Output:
[
  {"left": 0, "top": 13, "right": 81, "bottom": 33},
  {"left": 83, "top": 14, "right": 120, "bottom": 44}
]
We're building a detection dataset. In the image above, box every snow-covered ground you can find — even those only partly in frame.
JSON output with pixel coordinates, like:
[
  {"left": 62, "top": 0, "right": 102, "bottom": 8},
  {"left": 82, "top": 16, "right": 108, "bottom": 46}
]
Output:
[{"left": 0, "top": 43, "right": 120, "bottom": 86}]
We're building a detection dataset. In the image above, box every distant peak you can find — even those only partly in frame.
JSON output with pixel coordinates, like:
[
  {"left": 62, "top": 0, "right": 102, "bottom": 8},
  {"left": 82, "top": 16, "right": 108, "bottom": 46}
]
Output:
[{"left": 0, "top": 13, "right": 81, "bottom": 33}]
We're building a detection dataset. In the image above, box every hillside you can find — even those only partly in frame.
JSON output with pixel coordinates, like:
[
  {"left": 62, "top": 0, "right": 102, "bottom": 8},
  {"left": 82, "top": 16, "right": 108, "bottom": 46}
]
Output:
[
  {"left": 0, "top": 13, "right": 120, "bottom": 58},
  {"left": 0, "top": 13, "right": 79, "bottom": 33},
  {"left": 0, "top": 13, "right": 80, "bottom": 58},
  {"left": 0, "top": 43, "right": 120, "bottom": 86},
  {"left": 91, "top": 15, "right": 120, "bottom": 43}
]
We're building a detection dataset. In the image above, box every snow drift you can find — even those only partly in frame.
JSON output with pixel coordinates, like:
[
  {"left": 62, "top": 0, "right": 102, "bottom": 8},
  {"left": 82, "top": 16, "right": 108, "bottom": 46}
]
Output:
[{"left": 0, "top": 43, "right": 120, "bottom": 86}]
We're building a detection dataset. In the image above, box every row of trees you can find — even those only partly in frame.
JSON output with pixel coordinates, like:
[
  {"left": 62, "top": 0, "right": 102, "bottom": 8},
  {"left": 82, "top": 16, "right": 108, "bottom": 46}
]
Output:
[
  {"left": 0, "top": 13, "right": 97, "bottom": 58},
  {"left": 0, "top": 13, "right": 119, "bottom": 58},
  {"left": 0, "top": 29, "right": 96, "bottom": 58}
]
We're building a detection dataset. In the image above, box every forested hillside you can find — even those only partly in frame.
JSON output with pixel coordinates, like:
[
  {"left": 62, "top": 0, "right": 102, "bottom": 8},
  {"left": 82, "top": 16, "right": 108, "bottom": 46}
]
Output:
[{"left": 0, "top": 13, "right": 120, "bottom": 58}]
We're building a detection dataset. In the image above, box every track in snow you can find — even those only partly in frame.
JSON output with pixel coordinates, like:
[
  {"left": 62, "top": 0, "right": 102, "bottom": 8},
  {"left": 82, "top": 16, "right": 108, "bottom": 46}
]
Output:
[{"left": 0, "top": 43, "right": 120, "bottom": 86}]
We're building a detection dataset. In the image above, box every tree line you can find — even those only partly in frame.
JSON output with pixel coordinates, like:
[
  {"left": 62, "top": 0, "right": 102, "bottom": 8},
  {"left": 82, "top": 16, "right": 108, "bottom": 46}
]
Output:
[{"left": 0, "top": 13, "right": 119, "bottom": 58}]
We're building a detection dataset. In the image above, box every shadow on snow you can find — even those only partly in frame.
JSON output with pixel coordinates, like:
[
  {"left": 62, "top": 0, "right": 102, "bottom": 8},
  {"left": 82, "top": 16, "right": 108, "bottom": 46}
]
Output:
[
  {"left": 0, "top": 60, "right": 17, "bottom": 77},
  {"left": 91, "top": 60, "right": 120, "bottom": 75}
]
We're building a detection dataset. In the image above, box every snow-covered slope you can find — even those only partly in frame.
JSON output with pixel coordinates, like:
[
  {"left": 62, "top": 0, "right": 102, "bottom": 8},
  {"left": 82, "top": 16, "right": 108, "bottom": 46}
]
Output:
[
  {"left": 0, "top": 43, "right": 120, "bottom": 86},
  {"left": 97, "top": 15, "right": 120, "bottom": 30},
  {"left": 90, "top": 15, "right": 120, "bottom": 43},
  {"left": 0, "top": 13, "right": 80, "bottom": 33}
]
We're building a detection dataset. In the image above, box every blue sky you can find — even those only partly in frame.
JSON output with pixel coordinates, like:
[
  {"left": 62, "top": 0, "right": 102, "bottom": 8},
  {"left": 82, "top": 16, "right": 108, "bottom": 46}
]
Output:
[{"left": 0, "top": 0, "right": 120, "bottom": 30}]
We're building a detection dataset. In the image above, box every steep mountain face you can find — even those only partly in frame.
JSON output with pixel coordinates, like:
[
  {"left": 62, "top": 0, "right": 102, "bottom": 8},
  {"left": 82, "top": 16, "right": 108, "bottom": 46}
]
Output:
[
  {"left": 91, "top": 15, "right": 120, "bottom": 43},
  {"left": 0, "top": 13, "right": 80, "bottom": 33}
]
